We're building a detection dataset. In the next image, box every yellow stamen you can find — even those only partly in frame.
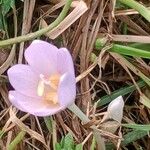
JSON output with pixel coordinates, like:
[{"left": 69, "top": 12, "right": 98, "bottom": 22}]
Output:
[
  {"left": 45, "top": 92, "right": 58, "bottom": 104},
  {"left": 49, "top": 74, "right": 60, "bottom": 90},
  {"left": 37, "top": 73, "right": 60, "bottom": 105}
]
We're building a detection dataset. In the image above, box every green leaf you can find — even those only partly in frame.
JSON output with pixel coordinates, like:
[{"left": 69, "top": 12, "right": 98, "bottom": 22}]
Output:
[
  {"left": 75, "top": 144, "right": 83, "bottom": 150},
  {"left": 115, "top": 1, "right": 126, "bottom": 9},
  {"left": 105, "top": 143, "right": 115, "bottom": 150},
  {"left": 63, "top": 133, "right": 74, "bottom": 149},
  {"left": 1, "top": 0, "right": 15, "bottom": 16},
  {"left": 55, "top": 143, "right": 62, "bottom": 150},
  {"left": 0, "top": 0, "right": 15, "bottom": 36},
  {"left": 60, "top": 136, "right": 65, "bottom": 147},
  {"left": 56, "top": 133, "right": 83, "bottom": 150}
]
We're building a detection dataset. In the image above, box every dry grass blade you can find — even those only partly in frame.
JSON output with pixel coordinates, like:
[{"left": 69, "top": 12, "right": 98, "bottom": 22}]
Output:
[
  {"left": 18, "top": 0, "right": 35, "bottom": 64},
  {"left": 110, "top": 52, "right": 150, "bottom": 87},
  {"left": 40, "top": 0, "right": 88, "bottom": 39},
  {"left": 118, "top": 15, "right": 149, "bottom": 35},
  {"left": 76, "top": 61, "right": 97, "bottom": 83},
  {"left": 9, "top": 108, "right": 48, "bottom": 148},
  {"left": 113, "top": 7, "right": 150, "bottom": 16},
  {"left": 0, "top": 7, "right": 17, "bottom": 75},
  {"left": 111, "top": 34, "right": 150, "bottom": 43}
]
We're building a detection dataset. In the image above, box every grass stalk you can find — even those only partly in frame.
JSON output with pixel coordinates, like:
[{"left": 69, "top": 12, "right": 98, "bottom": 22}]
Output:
[
  {"left": 118, "top": 0, "right": 150, "bottom": 22},
  {"left": 0, "top": 0, "right": 72, "bottom": 47}
]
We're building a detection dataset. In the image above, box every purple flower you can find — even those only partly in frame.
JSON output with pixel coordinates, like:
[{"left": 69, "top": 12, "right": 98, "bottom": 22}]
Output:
[{"left": 7, "top": 40, "right": 76, "bottom": 116}]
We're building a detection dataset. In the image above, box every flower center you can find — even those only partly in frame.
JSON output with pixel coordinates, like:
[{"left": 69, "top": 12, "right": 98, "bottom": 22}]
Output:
[{"left": 37, "top": 74, "right": 60, "bottom": 105}]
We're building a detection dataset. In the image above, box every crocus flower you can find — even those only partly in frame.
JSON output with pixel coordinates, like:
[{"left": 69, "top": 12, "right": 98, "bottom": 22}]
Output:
[
  {"left": 8, "top": 40, "right": 76, "bottom": 116},
  {"left": 107, "top": 96, "right": 124, "bottom": 122},
  {"left": 102, "top": 96, "right": 124, "bottom": 123}
]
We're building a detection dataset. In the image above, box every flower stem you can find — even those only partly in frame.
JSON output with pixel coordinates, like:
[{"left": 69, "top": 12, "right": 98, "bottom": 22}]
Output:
[
  {"left": 0, "top": 0, "right": 72, "bottom": 47},
  {"left": 118, "top": 0, "right": 150, "bottom": 22},
  {"left": 68, "top": 103, "right": 90, "bottom": 123},
  {"left": 68, "top": 103, "right": 106, "bottom": 150}
]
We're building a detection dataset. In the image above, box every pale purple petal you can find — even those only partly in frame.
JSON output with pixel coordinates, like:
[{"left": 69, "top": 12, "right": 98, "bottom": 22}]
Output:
[
  {"left": 9, "top": 91, "right": 64, "bottom": 116},
  {"left": 7, "top": 64, "right": 39, "bottom": 97},
  {"left": 25, "top": 40, "right": 58, "bottom": 76},
  {"left": 107, "top": 96, "right": 124, "bottom": 122},
  {"left": 57, "top": 48, "right": 75, "bottom": 75},
  {"left": 58, "top": 73, "right": 76, "bottom": 107},
  {"left": 8, "top": 40, "right": 77, "bottom": 116}
]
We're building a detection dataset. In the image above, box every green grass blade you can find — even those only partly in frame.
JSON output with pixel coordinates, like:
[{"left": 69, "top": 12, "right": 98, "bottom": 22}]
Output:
[
  {"left": 122, "top": 130, "right": 148, "bottom": 146},
  {"left": 44, "top": 116, "right": 53, "bottom": 132},
  {"left": 118, "top": 0, "right": 150, "bottom": 22},
  {"left": 8, "top": 131, "right": 26, "bottom": 150},
  {"left": 96, "top": 39, "right": 150, "bottom": 59},
  {"left": 0, "top": 130, "right": 5, "bottom": 139},
  {"left": 91, "top": 137, "right": 96, "bottom": 150},
  {"left": 122, "top": 124, "right": 150, "bottom": 131},
  {"left": 97, "top": 80, "right": 145, "bottom": 107},
  {"left": 112, "top": 44, "right": 150, "bottom": 59},
  {"left": 105, "top": 130, "right": 148, "bottom": 150},
  {"left": 129, "top": 43, "right": 150, "bottom": 50}
]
